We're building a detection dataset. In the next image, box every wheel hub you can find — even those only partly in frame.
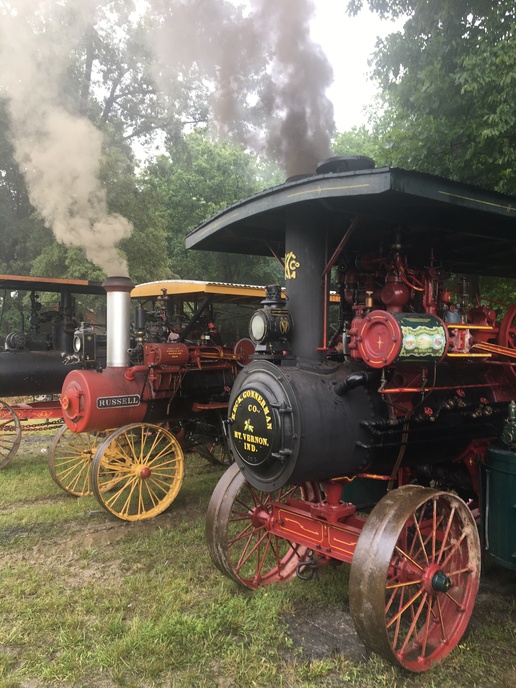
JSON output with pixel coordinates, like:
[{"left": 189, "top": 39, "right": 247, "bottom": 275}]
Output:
[
  {"left": 431, "top": 570, "right": 451, "bottom": 593},
  {"left": 139, "top": 465, "right": 152, "bottom": 479},
  {"left": 249, "top": 505, "right": 271, "bottom": 528},
  {"left": 421, "top": 561, "right": 452, "bottom": 596}
]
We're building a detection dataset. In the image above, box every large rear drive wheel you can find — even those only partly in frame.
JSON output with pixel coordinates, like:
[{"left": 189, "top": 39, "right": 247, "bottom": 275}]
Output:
[
  {"left": 91, "top": 423, "right": 184, "bottom": 522},
  {"left": 349, "top": 485, "right": 480, "bottom": 672},
  {"left": 206, "top": 462, "right": 321, "bottom": 589}
]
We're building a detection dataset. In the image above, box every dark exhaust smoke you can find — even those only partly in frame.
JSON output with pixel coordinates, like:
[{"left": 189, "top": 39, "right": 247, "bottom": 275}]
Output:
[{"left": 148, "top": 0, "right": 336, "bottom": 177}]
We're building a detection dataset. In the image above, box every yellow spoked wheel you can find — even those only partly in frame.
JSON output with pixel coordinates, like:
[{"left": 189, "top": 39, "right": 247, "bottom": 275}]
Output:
[
  {"left": 91, "top": 423, "right": 184, "bottom": 522},
  {"left": 0, "top": 400, "right": 21, "bottom": 469},
  {"left": 48, "top": 425, "right": 106, "bottom": 497}
]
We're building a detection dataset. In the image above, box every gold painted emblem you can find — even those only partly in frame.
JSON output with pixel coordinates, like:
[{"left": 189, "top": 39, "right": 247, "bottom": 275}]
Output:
[
  {"left": 279, "top": 317, "right": 290, "bottom": 335},
  {"left": 285, "top": 251, "right": 300, "bottom": 279}
]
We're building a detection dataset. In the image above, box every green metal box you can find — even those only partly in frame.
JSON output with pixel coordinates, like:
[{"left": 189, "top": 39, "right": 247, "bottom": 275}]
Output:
[{"left": 482, "top": 445, "right": 516, "bottom": 570}]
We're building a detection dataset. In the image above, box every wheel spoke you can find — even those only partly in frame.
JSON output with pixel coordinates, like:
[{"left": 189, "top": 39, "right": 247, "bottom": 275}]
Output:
[
  {"left": 227, "top": 521, "right": 256, "bottom": 543},
  {"left": 104, "top": 475, "right": 138, "bottom": 507},
  {"left": 395, "top": 545, "right": 425, "bottom": 572},
  {"left": 446, "top": 566, "right": 472, "bottom": 578},
  {"left": 444, "top": 590, "right": 466, "bottom": 610},
  {"left": 143, "top": 433, "right": 168, "bottom": 463},
  {"left": 391, "top": 586, "right": 405, "bottom": 650},
  {"left": 397, "top": 591, "right": 428, "bottom": 657},
  {"left": 435, "top": 595, "right": 448, "bottom": 642},
  {"left": 413, "top": 513, "right": 430, "bottom": 565},
  {"left": 235, "top": 529, "right": 269, "bottom": 573},
  {"left": 441, "top": 530, "right": 468, "bottom": 568},
  {"left": 386, "top": 578, "right": 422, "bottom": 590},
  {"left": 437, "top": 505, "right": 456, "bottom": 564},
  {"left": 420, "top": 595, "right": 434, "bottom": 657},
  {"left": 387, "top": 587, "right": 424, "bottom": 629},
  {"left": 256, "top": 533, "right": 274, "bottom": 578}
]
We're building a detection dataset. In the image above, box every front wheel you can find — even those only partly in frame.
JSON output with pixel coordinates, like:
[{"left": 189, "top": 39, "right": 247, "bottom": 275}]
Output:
[
  {"left": 206, "top": 462, "right": 321, "bottom": 589},
  {"left": 349, "top": 485, "right": 480, "bottom": 672}
]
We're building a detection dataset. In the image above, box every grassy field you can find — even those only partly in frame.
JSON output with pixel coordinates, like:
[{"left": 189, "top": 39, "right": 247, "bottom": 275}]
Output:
[{"left": 0, "top": 430, "right": 515, "bottom": 688}]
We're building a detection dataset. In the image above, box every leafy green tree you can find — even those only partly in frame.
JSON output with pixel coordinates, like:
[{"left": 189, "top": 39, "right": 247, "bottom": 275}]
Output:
[
  {"left": 138, "top": 131, "right": 283, "bottom": 285},
  {"left": 0, "top": 99, "right": 43, "bottom": 275},
  {"left": 332, "top": 126, "right": 387, "bottom": 165},
  {"left": 348, "top": 1, "right": 516, "bottom": 192}
]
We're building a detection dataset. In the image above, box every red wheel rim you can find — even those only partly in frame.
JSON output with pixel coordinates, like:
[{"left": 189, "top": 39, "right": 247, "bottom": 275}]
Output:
[{"left": 498, "top": 304, "right": 516, "bottom": 376}]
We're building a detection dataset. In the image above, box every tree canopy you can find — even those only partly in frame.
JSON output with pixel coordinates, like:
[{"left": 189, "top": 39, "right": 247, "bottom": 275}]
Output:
[
  {"left": 0, "top": 0, "right": 331, "bottom": 291},
  {"left": 138, "top": 131, "right": 282, "bottom": 284},
  {"left": 348, "top": 0, "right": 516, "bottom": 192}
]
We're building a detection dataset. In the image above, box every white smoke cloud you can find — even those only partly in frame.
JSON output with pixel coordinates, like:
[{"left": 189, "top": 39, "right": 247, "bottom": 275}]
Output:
[{"left": 0, "top": 0, "right": 132, "bottom": 276}]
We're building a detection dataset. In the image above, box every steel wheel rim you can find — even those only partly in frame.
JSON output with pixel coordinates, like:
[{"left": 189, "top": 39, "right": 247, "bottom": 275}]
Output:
[
  {"left": 206, "top": 462, "right": 320, "bottom": 589},
  {"left": 91, "top": 423, "right": 184, "bottom": 522},
  {"left": 0, "top": 400, "right": 22, "bottom": 469},
  {"left": 349, "top": 485, "right": 480, "bottom": 672},
  {"left": 48, "top": 425, "right": 102, "bottom": 496}
]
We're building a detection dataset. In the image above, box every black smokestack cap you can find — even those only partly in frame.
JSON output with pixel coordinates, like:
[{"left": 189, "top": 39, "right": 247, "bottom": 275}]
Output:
[{"left": 316, "top": 156, "right": 376, "bottom": 175}]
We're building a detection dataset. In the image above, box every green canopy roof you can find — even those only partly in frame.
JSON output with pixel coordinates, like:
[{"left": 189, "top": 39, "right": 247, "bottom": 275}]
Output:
[{"left": 186, "top": 166, "right": 516, "bottom": 278}]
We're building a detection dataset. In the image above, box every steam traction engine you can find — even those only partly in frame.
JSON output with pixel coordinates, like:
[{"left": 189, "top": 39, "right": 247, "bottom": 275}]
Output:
[
  {"left": 57, "top": 278, "right": 261, "bottom": 521},
  {"left": 185, "top": 158, "right": 516, "bottom": 671},
  {"left": 0, "top": 274, "right": 106, "bottom": 467}
]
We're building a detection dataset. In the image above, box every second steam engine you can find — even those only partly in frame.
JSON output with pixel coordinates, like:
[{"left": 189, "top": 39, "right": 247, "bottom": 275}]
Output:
[{"left": 60, "top": 276, "right": 240, "bottom": 435}]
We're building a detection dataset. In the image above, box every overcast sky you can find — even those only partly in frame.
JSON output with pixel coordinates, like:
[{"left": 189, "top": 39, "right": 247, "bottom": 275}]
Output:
[{"left": 311, "top": 5, "right": 402, "bottom": 130}]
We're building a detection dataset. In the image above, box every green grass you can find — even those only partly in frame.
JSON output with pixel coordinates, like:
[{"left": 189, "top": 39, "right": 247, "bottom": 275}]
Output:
[{"left": 0, "top": 433, "right": 515, "bottom": 687}]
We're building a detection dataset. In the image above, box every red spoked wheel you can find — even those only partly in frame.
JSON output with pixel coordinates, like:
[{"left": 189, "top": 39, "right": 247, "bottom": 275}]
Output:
[
  {"left": 206, "top": 462, "right": 321, "bottom": 589},
  {"left": 349, "top": 485, "right": 480, "bottom": 672},
  {"left": 498, "top": 304, "right": 516, "bottom": 376}
]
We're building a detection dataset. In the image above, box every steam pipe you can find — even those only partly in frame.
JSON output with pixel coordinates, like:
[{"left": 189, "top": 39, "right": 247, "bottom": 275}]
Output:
[
  {"left": 335, "top": 370, "right": 379, "bottom": 396},
  {"left": 103, "top": 276, "right": 134, "bottom": 367}
]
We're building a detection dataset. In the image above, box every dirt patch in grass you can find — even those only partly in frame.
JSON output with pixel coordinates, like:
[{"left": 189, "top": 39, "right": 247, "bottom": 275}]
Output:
[{"left": 285, "top": 602, "right": 368, "bottom": 664}]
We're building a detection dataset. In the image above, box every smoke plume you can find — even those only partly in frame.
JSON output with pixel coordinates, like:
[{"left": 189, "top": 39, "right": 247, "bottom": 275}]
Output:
[
  {"left": 0, "top": 0, "right": 335, "bottom": 279},
  {"left": 250, "top": 0, "right": 335, "bottom": 175},
  {"left": 149, "top": 0, "right": 335, "bottom": 176},
  {"left": 0, "top": 1, "right": 132, "bottom": 276}
]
